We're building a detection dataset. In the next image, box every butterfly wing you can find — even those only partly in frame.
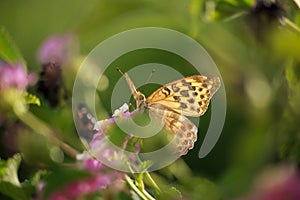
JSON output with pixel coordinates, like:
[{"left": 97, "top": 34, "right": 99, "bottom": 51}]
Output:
[
  {"left": 149, "top": 104, "right": 198, "bottom": 155},
  {"left": 147, "top": 75, "right": 220, "bottom": 117},
  {"left": 118, "top": 71, "right": 221, "bottom": 155}
]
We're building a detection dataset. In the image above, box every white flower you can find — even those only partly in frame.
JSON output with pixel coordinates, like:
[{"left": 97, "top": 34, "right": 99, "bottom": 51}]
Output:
[
  {"left": 76, "top": 152, "right": 89, "bottom": 160},
  {"left": 112, "top": 103, "right": 129, "bottom": 117},
  {"left": 93, "top": 119, "right": 108, "bottom": 131}
]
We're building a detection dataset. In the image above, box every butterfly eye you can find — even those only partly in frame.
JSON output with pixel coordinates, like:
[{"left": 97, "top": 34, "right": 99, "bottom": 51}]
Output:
[{"left": 138, "top": 95, "right": 145, "bottom": 101}]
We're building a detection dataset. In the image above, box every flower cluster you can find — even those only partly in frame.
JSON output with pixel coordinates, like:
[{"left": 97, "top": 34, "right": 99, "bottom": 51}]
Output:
[
  {"left": 46, "top": 104, "right": 141, "bottom": 199},
  {"left": 49, "top": 158, "right": 125, "bottom": 200},
  {"left": 0, "top": 63, "right": 36, "bottom": 125},
  {"left": 37, "top": 33, "right": 78, "bottom": 66},
  {"left": 0, "top": 63, "right": 35, "bottom": 92},
  {"left": 90, "top": 103, "right": 141, "bottom": 170},
  {"left": 36, "top": 34, "right": 78, "bottom": 106}
]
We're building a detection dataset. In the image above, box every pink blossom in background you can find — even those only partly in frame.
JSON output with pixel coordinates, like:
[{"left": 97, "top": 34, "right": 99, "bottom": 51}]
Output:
[
  {"left": 49, "top": 174, "right": 111, "bottom": 200},
  {"left": 84, "top": 158, "right": 102, "bottom": 171},
  {"left": 48, "top": 156, "right": 125, "bottom": 199},
  {"left": 86, "top": 105, "right": 143, "bottom": 173},
  {"left": 0, "top": 63, "right": 35, "bottom": 91},
  {"left": 46, "top": 105, "right": 143, "bottom": 199},
  {"left": 260, "top": 172, "right": 300, "bottom": 200},
  {"left": 37, "top": 34, "right": 78, "bottom": 65},
  {"left": 236, "top": 165, "right": 300, "bottom": 200},
  {"left": 90, "top": 111, "right": 141, "bottom": 169}
]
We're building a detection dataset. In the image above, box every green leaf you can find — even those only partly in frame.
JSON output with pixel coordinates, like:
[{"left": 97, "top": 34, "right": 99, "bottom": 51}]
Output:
[
  {"left": 0, "top": 27, "right": 24, "bottom": 64},
  {"left": 180, "top": 177, "right": 220, "bottom": 200},
  {"left": 159, "top": 186, "right": 182, "bottom": 200},
  {"left": 0, "top": 154, "right": 21, "bottom": 186},
  {"left": 0, "top": 182, "right": 29, "bottom": 200},
  {"left": 285, "top": 60, "right": 299, "bottom": 89},
  {"left": 0, "top": 154, "right": 29, "bottom": 200},
  {"left": 24, "top": 92, "right": 41, "bottom": 106}
]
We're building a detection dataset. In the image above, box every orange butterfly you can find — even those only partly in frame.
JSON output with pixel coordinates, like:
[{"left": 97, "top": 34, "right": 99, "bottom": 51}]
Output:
[{"left": 117, "top": 68, "right": 220, "bottom": 155}]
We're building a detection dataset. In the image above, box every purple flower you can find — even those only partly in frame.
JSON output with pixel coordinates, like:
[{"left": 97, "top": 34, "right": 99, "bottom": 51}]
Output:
[
  {"left": 89, "top": 107, "right": 142, "bottom": 172},
  {"left": 134, "top": 140, "right": 140, "bottom": 153},
  {"left": 36, "top": 33, "right": 78, "bottom": 106},
  {"left": 45, "top": 105, "right": 143, "bottom": 199},
  {"left": 49, "top": 174, "right": 112, "bottom": 200},
  {"left": 0, "top": 63, "right": 35, "bottom": 91},
  {"left": 37, "top": 34, "right": 78, "bottom": 66},
  {"left": 259, "top": 170, "right": 300, "bottom": 200},
  {"left": 84, "top": 157, "right": 102, "bottom": 171},
  {"left": 91, "top": 111, "right": 139, "bottom": 152}
]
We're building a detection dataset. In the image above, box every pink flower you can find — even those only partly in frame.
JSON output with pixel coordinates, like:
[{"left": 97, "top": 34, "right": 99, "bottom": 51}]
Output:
[
  {"left": 37, "top": 34, "right": 78, "bottom": 65},
  {"left": 47, "top": 106, "right": 142, "bottom": 199},
  {"left": 259, "top": 171, "right": 300, "bottom": 200},
  {"left": 66, "top": 175, "right": 110, "bottom": 195},
  {"left": 48, "top": 167, "right": 125, "bottom": 199},
  {"left": 84, "top": 158, "right": 102, "bottom": 171},
  {"left": 87, "top": 106, "right": 142, "bottom": 172},
  {"left": 0, "top": 63, "right": 35, "bottom": 91},
  {"left": 91, "top": 115, "right": 140, "bottom": 159}
]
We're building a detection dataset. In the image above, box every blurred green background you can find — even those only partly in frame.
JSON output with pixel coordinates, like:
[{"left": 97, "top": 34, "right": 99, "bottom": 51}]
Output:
[{"left": 1, "top": 0, "right": 300, "bottom": 199}]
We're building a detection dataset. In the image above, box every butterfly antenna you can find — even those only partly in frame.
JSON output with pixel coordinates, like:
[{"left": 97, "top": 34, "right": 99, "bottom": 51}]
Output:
[
  {"left": 146, "top": 69, "right": 156, "bottom": 83},
  {"left": 116, "top": 67, "right": 138, "bottom": 107},
  {"left": 116, "top": 67, "right": 125, "bottom": 76},
  {"left": 141, "top": 69, "right": 155, "bottom": 93}
]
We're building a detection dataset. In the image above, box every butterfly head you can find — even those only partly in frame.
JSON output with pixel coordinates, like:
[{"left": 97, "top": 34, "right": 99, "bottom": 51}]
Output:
[{"left": 135, "top": 91, "right": 147, "bottom": 109}]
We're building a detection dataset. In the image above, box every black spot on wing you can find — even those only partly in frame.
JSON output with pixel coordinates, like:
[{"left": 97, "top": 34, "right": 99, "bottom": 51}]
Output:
[
  {"left": 180, "top": 102, "right": 188, "bottom": 109},
  {"left": 180, "top": 125, "right": 186, "bottom": 131},
  {"left": 180, "top": 90, "right": 189, "bottom": 97},
  {"left": 181, "top": 79, "right": 191, "bottom": 86},
  {"left": 172, "top": 84, "right": 180, "bottom": 92},
  {"left": 187, "top": 123, "right": 193, "bottom": 129},
  {"left": 163, "top": 87, "right": 171, "bottom": 95},
  {"left": 187, "top": 98, "right": 195, "bottom": 103},
  {"left": 173, "top": 96, "right": 181, "bottom": 101}
]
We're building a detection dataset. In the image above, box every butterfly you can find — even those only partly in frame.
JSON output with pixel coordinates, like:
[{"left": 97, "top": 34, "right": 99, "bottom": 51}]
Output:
[{"left": 117, "top": 68, "right": 221, "bottom": 156}]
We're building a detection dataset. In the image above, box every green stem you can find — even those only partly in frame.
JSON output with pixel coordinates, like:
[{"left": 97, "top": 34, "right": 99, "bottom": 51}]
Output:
[
  {"left": 284, "top": 17, "right": 300, "bottom": 34},
  {"left": 127, "top": 154, "right": 161, "bottom": 194},
  {"left": 145, "top": 171, "right": 161, "bottom": 194},
  {"left": 125, "top": 175, "right": 156, "bottom": 200},
  {"left": 223, "top": 11, "right": 247, "bottom": 22},
  {"left": 14, "top": 106, "right": 79, "bottom": 159}
]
